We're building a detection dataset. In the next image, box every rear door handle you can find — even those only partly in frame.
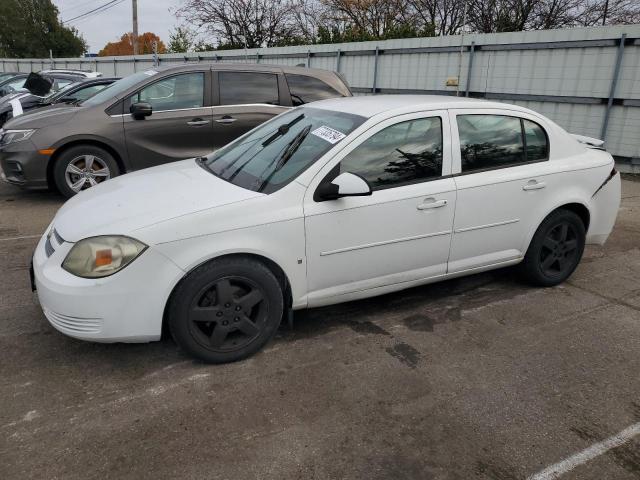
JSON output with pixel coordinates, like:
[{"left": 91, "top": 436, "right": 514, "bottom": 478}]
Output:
[
  {"left": 187, "top": 118, "right": 210, "bottom": 127},
  {"left": 417, "top": 198, "right": 447, "bottom": 210},
  {"left": 523, "top": 180, "right": 546, "bottom": 191},
  {"left": 215, "top": 116, "right": 236, "bottom": 124}
]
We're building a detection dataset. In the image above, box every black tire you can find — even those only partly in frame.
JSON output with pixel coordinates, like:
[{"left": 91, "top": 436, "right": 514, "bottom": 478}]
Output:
[
  {"left": 168, "top": 257, "right": 284, "bottom": 363},
  {"left": 520, "top": 209, "right": 586, "bottom": 287},
  {"left": 53, "top": 145, "right": 119, "bottom": 198}
]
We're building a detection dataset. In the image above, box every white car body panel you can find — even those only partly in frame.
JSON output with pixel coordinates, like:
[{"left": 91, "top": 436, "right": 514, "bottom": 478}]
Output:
[
  {"left": 303, "top": 110, "right": 456, "bottom": 307},
  {"left": 54, "top": 159, "right": 263, "bottom": 242},
  {"left": 31, "top": 96, "right": 621, "bottom": 343}
]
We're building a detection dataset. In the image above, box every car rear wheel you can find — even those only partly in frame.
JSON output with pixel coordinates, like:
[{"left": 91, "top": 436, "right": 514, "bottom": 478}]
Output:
[
  {"left": 168, "top": 257, "right": 284, "bottom": 363},
  {"left": 53, "top": 145, "right": 119, "bottom": 198},
  {"left": 520, "top": 209, "right": 586, "bottom": 287}
]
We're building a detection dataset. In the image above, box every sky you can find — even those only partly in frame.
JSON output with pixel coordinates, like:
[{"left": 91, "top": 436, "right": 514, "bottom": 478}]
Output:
[{"left": 53, "top": 0, "right": 180, "bottom": 54}]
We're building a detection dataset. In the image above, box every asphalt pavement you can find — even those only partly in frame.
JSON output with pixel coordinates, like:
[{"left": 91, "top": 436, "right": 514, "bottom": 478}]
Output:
[{"left": 1, "top": 177, "right": 639, "bottom": 480}]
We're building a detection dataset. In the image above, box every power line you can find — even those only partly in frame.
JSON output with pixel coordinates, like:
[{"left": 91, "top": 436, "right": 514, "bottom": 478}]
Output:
[
  {"left": 62, "top": 0, "right": 125, "bottom": 24},
  {"left": 59, "top": 0, "right": 101, "bottom": 15}
]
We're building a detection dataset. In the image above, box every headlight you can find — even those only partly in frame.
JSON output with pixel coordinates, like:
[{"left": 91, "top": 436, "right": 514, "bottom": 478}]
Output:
[
  {"left": 62, "top": 236, "right": 147, "bottom": 278},
  {"left": 0, "top": 129, "right": 36, "bottom": 146}
]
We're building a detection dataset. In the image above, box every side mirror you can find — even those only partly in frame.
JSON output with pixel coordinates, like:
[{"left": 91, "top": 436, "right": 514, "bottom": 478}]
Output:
[
  {"left": 60, "top": 96, "right": 77, "bottom": 104},
  {"left": 130, "top": 102, "right": 152, "bottom": 119},
  {"left": 317, "top": 172, "right": 372, "bottom": 201}
]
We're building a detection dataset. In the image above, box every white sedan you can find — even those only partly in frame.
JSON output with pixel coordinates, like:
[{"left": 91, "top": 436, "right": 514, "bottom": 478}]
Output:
[{"left": 32, "top": 96, "right": 621, "bottom": 363}]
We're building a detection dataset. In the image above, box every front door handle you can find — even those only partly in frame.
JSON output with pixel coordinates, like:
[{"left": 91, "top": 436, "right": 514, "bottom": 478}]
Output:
[
  {"left": 215, "top": 115, "right": 237, "bottom": 124},
  {"left": 417, "top": 198, "right": 447, "bottom": 210},
  {"left": 187, "top": 118, "right": 210, "bottom": 127},
  {"left": 523, "top": 180, "right": 547, "bottom": 191}
]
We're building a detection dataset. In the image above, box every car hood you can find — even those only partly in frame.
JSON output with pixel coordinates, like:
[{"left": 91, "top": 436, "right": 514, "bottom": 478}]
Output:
[
  {"left": 54, "top": 159, "right": 264, "bottom": 243},
  {"left": 3, "top": 105, "right": 78, "bottom": 128}
]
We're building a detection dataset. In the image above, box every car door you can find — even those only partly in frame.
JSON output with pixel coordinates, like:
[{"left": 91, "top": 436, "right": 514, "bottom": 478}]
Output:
[
  {"left": 123, "top": 70, "right": 214, "bottom": 170},
  {"left": 303, "top": 111, "right": 456, "bottom": 306},
  {"left": 211, "top": 70, "right": 290, "bottom": 149},
  {"left": 448, "top": 109, "right": 552, "bottom": 273}
]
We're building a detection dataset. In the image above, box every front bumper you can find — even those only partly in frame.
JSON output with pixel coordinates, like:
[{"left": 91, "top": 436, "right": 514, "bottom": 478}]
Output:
[
  {"left": 0, "top": 141, "right": 49, "bottom": 188},
  {"left": 32, "top": 230, "right": 185, "bottom": 343}
]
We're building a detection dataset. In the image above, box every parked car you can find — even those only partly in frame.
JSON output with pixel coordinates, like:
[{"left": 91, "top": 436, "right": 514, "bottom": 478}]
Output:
[
  {"left": 0, "top": 73, "right": 29, "bottom": 97},
  {"left": 0, "top": 72, "right": 82, "bottom": 98},
  {"left": 0, "top": 72, "right": 24, "bottom": 83},
  {"left": 0, "top": 77, "right": 118, "bottom": 126},
  {"left": 40, "top": 69, "right": 103, "bottom": 78},
  {"left": 0, "top": 63, "right": 351, "bottom": 197},
  {"left": 31, "top": 96, "right": 621, "bottom": 363}
]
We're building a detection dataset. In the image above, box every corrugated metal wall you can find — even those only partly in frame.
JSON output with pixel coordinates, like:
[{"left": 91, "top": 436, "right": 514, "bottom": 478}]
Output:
[{"left": 0, "top": 24, "right": 638, "bottom": 162}]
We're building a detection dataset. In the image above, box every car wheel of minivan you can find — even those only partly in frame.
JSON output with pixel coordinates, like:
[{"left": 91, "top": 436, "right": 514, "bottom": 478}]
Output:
[
  {"left": 168, "top": 257, "right": 284, "bottom": 364},
  {"left": 53, "top": 145, "right": 119, "bottom": 198},
  {"left": 521, "top": 209, "right": 586, "bottom": 287}
]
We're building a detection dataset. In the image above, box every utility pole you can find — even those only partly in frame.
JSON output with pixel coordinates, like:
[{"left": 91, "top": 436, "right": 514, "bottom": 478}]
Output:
[{"left": 132, "top": 0, "right": 139, "bottom": 55}]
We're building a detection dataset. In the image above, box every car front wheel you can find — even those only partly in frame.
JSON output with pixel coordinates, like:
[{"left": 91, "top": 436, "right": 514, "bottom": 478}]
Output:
[
  {"left": 520, "top": 209, "right": 586, "bottom": 287},
  {"left": 167, "top": 257, "right": 284, "bottom": 363},
  {"left": 53, "top": 145, "right": 119, "bottom": 198}
]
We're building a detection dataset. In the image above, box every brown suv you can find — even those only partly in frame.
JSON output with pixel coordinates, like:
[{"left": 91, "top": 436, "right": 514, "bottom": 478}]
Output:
[{"left": 0, "top": 63, "right": 351, "bottom": 197}]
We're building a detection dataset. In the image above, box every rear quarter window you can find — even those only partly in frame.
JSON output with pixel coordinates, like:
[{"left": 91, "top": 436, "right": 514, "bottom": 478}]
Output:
[{"left": 285, "top": 74, "right": 343, "bottom": 106}]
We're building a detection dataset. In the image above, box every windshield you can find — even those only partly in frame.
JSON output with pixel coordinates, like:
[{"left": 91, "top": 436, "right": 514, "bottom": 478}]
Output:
[
  {"left": 80, "top": 70, "right": 156, "bottom": 106},
  {"left": 201, "top": 107, "right": 366, "bottom": 194}
]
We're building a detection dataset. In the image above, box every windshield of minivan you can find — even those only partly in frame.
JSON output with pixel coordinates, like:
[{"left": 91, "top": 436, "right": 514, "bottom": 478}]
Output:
[
  {"left": 80, "top": 70, "right": 155, "bottom": 106},
  {"left": 201, "top": 107, "right": 366, "bottom": 194}
]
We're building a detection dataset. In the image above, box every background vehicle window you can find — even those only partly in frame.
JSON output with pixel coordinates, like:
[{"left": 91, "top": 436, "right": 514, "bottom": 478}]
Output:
[
  {"left": 523, "top": 119, "right": 548, "bottom": 161},
  {"left": 72, "top": 84, "right": 109, "bottom": 101},
  {"left": 5, "top": 78, "right": 26, "bottom": 92},
  {"left": 133, "top": 73, "right": 204, "bottom": 111},
  {"left": 52, "top": 79, "right": 73, "bottom": 91},
  {"left": 458, "top": 115, "right": 524, "bottom": 172},
  {"left": 285, "top": 74, "right": 342, "bottom": 106},
  {"left": 219, "top": 72, "right": 279, "bottom": 105},
  {"left": 339, "top": 117, "right": 443, "bottom": 191}
]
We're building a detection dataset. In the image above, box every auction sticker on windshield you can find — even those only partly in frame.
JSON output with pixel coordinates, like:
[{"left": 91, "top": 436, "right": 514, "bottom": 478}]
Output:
[{"left": 311, "top": 126, "right": 346, "bottom": 144}]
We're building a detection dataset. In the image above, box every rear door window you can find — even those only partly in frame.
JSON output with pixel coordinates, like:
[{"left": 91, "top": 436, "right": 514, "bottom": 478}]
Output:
[
  {"left": 285, "top": 74, "right": 342, "bottom": 106},
  {"left": 457, "top": 114, "right": 549, "bottom": 173},
  {"left": 523, "top": 119, "right": 549, "bottom": 161},
  {"left": 457, "top": 115, "right": 525, "bottom": 172},
  {"left": 219, "top": 72, "right": 279, "bottom": 105}
]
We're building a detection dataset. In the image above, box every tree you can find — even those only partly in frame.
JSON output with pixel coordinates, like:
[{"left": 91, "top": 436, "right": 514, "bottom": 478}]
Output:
[
  {"left": 99, "top": 32, "right": 167, "bottom": 56},
  {"left": 168, "top": 26, "right": 196, "bottom": 53},
  {"left": 175, "top": 0, "right": 640, "bottom": 50},
  {"left": 175, "top": 0, "right": 304, "bottom": 48},
  {"left": 0, "top": 0, "right": 87, "bottom": 58}
]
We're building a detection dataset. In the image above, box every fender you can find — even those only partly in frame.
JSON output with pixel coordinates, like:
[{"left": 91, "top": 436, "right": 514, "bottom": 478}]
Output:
[
  {"left": 522, "top": 196, "right": 591, "bottom": 254},
  {"left": 50, "top": 134, "right": 130, "bottom": 171}
]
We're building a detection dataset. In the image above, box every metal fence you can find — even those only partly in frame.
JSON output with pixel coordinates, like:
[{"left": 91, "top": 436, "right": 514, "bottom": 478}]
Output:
[{"left": 1, "top": 24, "right": 639, "bottom": 166}]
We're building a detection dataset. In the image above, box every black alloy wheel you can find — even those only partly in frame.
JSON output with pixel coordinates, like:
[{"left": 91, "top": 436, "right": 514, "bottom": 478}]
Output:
[
  {"left": 521, "top": 209, "right": 586, "bottom": 287},
  {"left": 168, "top": 257, "right": 284, "bottom": 363},
  {"left": 188, "top": 277, "right": 267, "bottom": 352},
  {"left": 539, "top": 222, "right": 579, "bottom": 278}
]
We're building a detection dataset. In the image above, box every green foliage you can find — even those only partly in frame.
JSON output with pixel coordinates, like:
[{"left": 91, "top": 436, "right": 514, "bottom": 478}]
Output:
[
  {"left": 168, "top": 26, "right": 195, "bottom": 53},
  {"left": 0, "top": 0, "right": 87, "bottom": 58}
]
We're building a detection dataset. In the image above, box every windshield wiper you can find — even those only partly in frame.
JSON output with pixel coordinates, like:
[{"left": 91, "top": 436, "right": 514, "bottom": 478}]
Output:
[
  {"left": 261, "top": 114, "right": 304, "bottom": 147},
  {"left": 256, "top": 125, "right": 311, "bottom": 192}
]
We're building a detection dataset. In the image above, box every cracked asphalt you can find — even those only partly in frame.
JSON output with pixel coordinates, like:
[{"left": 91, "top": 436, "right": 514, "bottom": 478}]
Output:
[{"left": 1, "top": 177, "right": 639, "bottom": 480}]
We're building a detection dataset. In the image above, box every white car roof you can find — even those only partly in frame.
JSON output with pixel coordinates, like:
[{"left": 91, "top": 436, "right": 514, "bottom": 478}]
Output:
[{"left": 310, "top": 94, "right": 527, "bottom": 118}]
